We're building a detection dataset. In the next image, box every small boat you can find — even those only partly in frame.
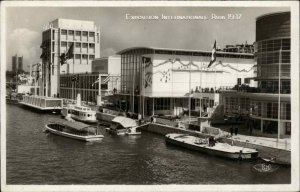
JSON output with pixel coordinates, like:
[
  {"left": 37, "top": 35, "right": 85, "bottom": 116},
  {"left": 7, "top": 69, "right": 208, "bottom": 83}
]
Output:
[
  {"left": 165, "top": 133, "right": 258, "bottom": 160},
  {"left": 66, "top": 94, "right": 97, "bottom": 124},
  {"left": 261, "top": 157, "right": 290, "bottom": 166},
  {"left": 45, "top": 119, "right": 104, "bottom": 142},
  {"left": 108, "top": 116, "right": 140, "bottom": 136}
]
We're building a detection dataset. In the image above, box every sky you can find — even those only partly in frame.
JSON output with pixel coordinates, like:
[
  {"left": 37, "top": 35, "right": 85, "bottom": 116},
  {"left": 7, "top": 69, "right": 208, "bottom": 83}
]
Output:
[{"left": 4, "top": 5, "right": 290, "bottom": 71}]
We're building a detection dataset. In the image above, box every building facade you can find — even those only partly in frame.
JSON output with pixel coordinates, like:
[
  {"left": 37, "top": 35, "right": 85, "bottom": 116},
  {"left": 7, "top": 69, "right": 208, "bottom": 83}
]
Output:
[
  {"left": 220, "top": 12, "right": 291, "bottom": 136},
  {"left": 40, "top": 18, "right": 100, "bottom": 97},
  {"left": 116, "top": 47, "right": 255, "bottom": 117},
  {"left": 60, "top": 56, "right": 121, "bottom": 103}
]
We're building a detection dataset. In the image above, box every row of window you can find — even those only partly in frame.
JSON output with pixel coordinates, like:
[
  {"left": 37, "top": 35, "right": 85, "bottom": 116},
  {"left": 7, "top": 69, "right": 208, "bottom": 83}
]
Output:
[
  {"left": 251, "top": 100, "right": 291, "bottom": 120},
  {"left": 255, "top": 38, "right": 290, "bottom": 52},
  {"left": 154, "top": 98, "right": 170, "bottom": 110},
  {"left": 60, "top": 88, "right": 98, "bottom": 103},
  {"left": 256, "top": 51, "right": 290, "bottom": 65},
  {"left": 61, "top": 30, "right": 95, "bottom": 37},
  {"left": 258, "top": 80, "right": 290, "bottom": 94},
  {"left": 257, "top": 65, "right": 290, "bottom": 78},
  {"left": 61, "top": 42, "right": 95, "bottom": 48}
]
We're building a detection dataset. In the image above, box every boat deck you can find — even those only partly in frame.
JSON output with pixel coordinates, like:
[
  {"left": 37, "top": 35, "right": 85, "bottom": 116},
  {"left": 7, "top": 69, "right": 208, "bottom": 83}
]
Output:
[{"left": 169, "top": 134, "right": 257, "bottom": 154}]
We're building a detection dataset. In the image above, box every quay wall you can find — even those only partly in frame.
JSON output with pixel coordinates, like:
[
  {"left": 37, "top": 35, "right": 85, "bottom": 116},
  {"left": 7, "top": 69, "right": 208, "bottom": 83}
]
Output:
[
  {"left": 140, "top": 123, "right": 291, "bottom": 164},
  {"left": 220, "top": 138, "right": 291, "bottom": 165}
]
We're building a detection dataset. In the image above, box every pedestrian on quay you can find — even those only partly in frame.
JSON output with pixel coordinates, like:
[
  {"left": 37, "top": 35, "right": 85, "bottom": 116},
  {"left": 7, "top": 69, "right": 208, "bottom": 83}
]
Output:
[
  {"left": 230, "top": 126, "right": 234, "bottom": 136},
  {"left": 234, "top": 127, "right": 238, "bottom": 135},
  {"left": 150, "top": 116, "right": 154, "bottom": 123}
]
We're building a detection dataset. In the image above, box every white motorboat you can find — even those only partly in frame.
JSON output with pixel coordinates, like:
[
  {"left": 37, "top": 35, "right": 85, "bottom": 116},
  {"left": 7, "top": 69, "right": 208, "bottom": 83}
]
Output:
[
  {"left": 45, "top": 119, "right": 103, "bottom": 142},
  {"left": 165, "top": 133, "right": 258, "bottom": 160},
  {"left": 108, "top": 116, "right": 141, "bottom": 136},
  {"left": 63, "top": 94, "right": 97, "bottom": 123}
]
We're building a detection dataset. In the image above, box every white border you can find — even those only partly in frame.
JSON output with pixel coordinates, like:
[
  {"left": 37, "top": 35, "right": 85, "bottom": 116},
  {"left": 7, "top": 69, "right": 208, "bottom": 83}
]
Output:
[{"left": 1, "top": 1, "right": 299, "bottom": 192}]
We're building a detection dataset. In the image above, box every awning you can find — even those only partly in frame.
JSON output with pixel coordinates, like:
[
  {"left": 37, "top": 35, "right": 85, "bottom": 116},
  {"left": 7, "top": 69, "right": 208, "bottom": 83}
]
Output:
[
  {"left": 49, "top": 118, "right": 96, "bottom": 132},
  {"left": 112, "top": 116, "right": 137, "bottom": 128}
]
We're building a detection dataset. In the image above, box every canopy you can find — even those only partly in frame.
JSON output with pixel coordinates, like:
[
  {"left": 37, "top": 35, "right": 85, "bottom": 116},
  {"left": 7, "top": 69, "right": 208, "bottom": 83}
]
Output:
[
  {"left": 49, "top": 118, "right": 96, "bottom": 132},
  {"left": 112, "top": 116, "right": 137, "bottom": 128}
]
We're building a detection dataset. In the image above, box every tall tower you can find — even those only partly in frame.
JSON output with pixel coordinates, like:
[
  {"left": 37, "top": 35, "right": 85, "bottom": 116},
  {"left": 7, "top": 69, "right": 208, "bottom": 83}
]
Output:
[
  {"left": 12, "top": 54, "right": 17, "bottom": 72},
  {"left": 18, "top": 56, "right": 23, "bottom": 73},
  {"left": 40, "top": 18, "right": 101, "bottom": 97}
]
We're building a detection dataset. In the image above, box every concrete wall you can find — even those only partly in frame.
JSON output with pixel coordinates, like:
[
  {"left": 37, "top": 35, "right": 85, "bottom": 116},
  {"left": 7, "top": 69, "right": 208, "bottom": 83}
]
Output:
[{"left": 220, "top": 137, "right": 290, "bottom": 164}]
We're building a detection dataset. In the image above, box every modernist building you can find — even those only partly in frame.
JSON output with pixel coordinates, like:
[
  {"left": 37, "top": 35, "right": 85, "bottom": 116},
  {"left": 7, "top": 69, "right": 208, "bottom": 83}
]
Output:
[
  {"left": 220, "top": 12, "right": 291, "bottom": 136},
  {"left": 40, "top": 18, "right": 100, "bottom": 97},
  {"left": 60, "top": 56, "right": 121, "bottom": 103},
  {"left": 115, "top": 46, "right": 255, "bottom": 117}
]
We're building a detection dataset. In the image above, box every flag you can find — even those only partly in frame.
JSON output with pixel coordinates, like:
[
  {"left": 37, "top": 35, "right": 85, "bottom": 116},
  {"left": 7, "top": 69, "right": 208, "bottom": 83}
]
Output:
[
  {"left": 60, "top": 43, "right": 74, "bottom": 66},
  {"left": 208, "top": 40, "right": 217, "bottom": 68},
  {"left": 103, "top": 73, "right": 110, "bottom": 84},
  {"left": 92, "top": 77, "right": 99, "bottom": 87},
  {"left": 71, "top": 74, "right": 79, "bottom": 82},
  {"left": 142, "top": 56, "right": 151, "bottom": 68}
]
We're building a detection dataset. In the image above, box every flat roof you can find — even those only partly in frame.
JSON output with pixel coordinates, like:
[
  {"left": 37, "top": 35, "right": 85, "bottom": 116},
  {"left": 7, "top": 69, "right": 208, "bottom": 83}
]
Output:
[
  {"left": 117, "top": 46, "right": 254, "bottom": 57},
  {"left": 256, "top": 11, "right": 290, "bottom": 21}
]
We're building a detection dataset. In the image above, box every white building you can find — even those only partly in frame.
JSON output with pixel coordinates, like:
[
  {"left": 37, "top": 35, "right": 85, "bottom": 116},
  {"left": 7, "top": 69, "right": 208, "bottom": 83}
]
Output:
[
  {"left": 116, "top": 47, "right": 255, "bottom": 117},
  {"left": 40, "top": 18, "right": 100, "bottom": 97}
]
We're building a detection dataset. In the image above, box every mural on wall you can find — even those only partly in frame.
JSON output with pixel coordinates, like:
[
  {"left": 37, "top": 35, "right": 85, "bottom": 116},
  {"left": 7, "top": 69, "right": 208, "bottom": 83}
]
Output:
[{"left": 142, "top": 57, "right": 254, "bottom": 88}]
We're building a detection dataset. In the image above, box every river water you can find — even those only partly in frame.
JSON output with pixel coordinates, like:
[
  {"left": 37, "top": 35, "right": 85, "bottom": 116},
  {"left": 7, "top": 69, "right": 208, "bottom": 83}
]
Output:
[{"left": 6, "top": 104, "right": 291, "bottom": 185}]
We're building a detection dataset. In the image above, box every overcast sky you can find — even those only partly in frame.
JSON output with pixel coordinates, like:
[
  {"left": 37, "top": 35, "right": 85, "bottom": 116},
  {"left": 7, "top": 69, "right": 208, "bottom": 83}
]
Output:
[{"left": 5, "top": 6, "right": 289, "bottom": 71}]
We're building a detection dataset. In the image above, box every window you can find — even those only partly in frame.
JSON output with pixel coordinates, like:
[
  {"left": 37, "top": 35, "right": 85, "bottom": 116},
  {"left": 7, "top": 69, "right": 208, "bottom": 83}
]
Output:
[
  {"left": 89, "top": 55, "right": 95, "bottom": 60},
  {"left": 82, "top": 43, "right": 88, "bottom": 48},
  {"left": 82, "top": 31, "right": 88, "bottom": 36},
  {"left": 75, "top": 31, "right": 81, "bottom": 36},
  {"left": 61, "top": 41, "right": 67, "bottom": 46},
  {"left": 61, "top": 30, "right": 67, "bottom": 35},
  {"left": 244, "top": 78, "right": 250, "bottom": 84},
  {"left": 89, "top": 43, "right": 94, "bottom": 48},
  {"left": 75, "top": 54, "right": 81, "bottom": 59},
  {"left": 237, "top": 78, "right": 241, "bottom": 85},
  {"left": 68, "top": 30, "right": 74, "bottom": 35},
  {"left": 89, "top": 32, "right": 94, "bottom": 37},
  {"left": 82, "top": 54, "right": 88, "bottom": 59},
  {"left": 75, "top": 43, "right": 81, "bottom": 47}
]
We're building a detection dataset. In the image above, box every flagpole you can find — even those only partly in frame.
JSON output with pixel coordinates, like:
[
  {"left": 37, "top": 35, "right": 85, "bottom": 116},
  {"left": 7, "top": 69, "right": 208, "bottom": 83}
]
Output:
[
  {"left": 132, "top": 60, "right": 135, "bottom": 114},
  {"left": 143, "top": 58, "right": 145, "bottom": 118},
  {"left": 188, "top": 55, "right": 191, "bottom": 125},
  {"left": 277, "top": 48, "right": 282, "bottom": 144}
]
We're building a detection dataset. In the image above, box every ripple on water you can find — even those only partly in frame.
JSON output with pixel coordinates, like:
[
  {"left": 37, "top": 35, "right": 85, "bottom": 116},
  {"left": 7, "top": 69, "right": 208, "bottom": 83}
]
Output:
[{"left": 6, "top": 104, "right": 291, "bottom": 184}]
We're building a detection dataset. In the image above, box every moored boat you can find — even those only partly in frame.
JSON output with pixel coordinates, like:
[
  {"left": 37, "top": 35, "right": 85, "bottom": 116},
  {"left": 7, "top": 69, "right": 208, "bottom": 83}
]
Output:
[
  {"left": 45, "top": 119, "right": 103, "bottom": 142},
  {"left": 165, "top": 133, "right": 258, "bottom": 160},
  {"left": 108, "top": 116, "right": 140, "bottom": 136}
]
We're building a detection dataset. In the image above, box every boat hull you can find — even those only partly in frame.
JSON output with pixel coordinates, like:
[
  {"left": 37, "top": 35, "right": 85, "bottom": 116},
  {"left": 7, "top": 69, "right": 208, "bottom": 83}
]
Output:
[
  {"left": 165, "top": 134, "right": 258, "bottom": 160},
  {"left": 45, "top": 125, "right": 103, "bottom": 142}
]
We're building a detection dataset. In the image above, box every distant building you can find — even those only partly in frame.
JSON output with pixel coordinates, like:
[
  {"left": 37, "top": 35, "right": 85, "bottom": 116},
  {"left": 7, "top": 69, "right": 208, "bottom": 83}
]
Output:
[
  {"left": 220, "top": 12, "right": 291, "bottom": 137},
  {"left": 12, "top": 55, "right": 17, "bottom": 72},
  {"left": 59, "top": 55, "right": 121, "bottom": 103},
  {"left": 113, "top": 46, "right": 255, "bottom": 117},
  {"left": 40, "top": 18, "right": 101, "bottom": 97},
  {"left": 18, "top": 56, "right": 23, "bottom": 73}
]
